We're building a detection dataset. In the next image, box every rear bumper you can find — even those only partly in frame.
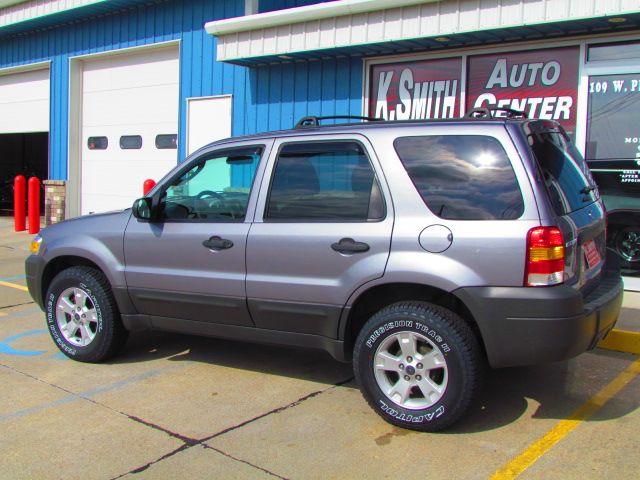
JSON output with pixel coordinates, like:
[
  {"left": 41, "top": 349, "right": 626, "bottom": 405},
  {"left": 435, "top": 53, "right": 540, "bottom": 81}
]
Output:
[{"left": 454, "top": 266, "right": 624, "bottom": 368}]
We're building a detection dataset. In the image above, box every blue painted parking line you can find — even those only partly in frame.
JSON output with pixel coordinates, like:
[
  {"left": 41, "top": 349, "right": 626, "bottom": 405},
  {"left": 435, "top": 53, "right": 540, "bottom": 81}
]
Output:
[
  {"left": 0, "top": 367, "right": 170, "bottom": 423},
  {"left": 0, "top": 329, "right": 48, "bottom": 356},
  {"left": 0, "top": 275, "right": 26, "bottom": 282}
]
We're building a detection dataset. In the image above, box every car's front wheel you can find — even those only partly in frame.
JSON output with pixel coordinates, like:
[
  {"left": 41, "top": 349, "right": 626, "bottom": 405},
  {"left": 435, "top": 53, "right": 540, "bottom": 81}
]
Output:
[
  {"left": 353, "top": 301, "right": 481, "bottom": 431},
  {"left": 45, "top": 266, "right": 128, "bottom": 362}
]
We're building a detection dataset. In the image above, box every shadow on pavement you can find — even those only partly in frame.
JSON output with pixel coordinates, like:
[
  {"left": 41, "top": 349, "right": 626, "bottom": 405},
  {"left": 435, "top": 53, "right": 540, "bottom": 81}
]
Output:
[
  {"left": 113, "top": 330, "right": 354, "bottom": 387},
  {"left": 111, "top": 330, "right": 639, "bottom": 433}
]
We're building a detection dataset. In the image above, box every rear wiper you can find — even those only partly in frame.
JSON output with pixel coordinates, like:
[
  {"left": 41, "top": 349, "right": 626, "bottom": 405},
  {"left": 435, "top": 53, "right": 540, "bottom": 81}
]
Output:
[{"left": 580, "top": 185, "right": 595, "bottom": 195}]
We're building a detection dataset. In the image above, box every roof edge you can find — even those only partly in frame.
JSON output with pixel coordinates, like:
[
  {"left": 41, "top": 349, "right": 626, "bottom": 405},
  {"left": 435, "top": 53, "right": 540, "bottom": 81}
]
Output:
[{"left": 205, "top": 0, "right": 441, "bottom": 36}]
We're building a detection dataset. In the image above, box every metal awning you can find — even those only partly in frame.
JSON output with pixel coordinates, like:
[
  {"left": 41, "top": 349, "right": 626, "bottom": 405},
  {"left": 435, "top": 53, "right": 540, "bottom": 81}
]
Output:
[{"left": 205, "top": 0, "right": 640, "bottom": 66}]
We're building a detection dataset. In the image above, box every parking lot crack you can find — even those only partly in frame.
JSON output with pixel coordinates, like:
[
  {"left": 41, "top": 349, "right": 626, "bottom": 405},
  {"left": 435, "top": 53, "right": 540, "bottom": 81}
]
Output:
[
  {"left": 205, "top": 445, "right": 289, "bottom": 480},
  {"left": 203, "top": 376, "right": 355, "bottom": 442},
  {"left": 125, "top": 414, "right": 199, "bottom": 445},
  {"left": 109, "top": 444, "right": 192, "bottom": 479},
  {"left": 108, "top": 376, "right": 354, "bottom": 479},
  {"left": 0, "top": 301, "right": 35, "bottom": 310}
]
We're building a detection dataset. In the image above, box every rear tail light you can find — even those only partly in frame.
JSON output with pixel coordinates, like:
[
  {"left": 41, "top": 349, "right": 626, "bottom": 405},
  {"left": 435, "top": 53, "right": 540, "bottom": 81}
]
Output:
[{"left": 525, "top": 227, "right": 565, "bottom": 287}]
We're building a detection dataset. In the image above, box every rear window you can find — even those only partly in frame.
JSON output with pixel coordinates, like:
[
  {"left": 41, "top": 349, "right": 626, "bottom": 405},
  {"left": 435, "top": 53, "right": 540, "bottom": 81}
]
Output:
[
  {"left": 527, "top": 127, "right": 599, "bottom": 215},
  {"left": 394, "top": 135, "right": 524, "bottom": 220}
]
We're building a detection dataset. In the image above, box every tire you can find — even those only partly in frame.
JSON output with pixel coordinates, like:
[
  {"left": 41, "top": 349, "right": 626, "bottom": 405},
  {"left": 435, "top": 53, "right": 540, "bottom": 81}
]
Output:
[
  {"left": 45, "top": 266, "right": 128, "bottom": 362},
  {"left": 353, "top": 301, "right": 481, "bottom": 432},
  {"left": 611, "top": 225, "right": 640, "bottom": 276}
]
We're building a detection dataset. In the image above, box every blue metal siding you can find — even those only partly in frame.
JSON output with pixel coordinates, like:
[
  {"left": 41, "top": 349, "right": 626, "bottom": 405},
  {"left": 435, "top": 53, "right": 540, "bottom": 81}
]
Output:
[
  {"left": 0, "top": 0, "right": 363, "bottom": 181},
  {"left": 259, "top": 0, "right": 336, "bottom": 14},
  {"left": 246, "top": 57, "right": 363, "bottom": 133}
]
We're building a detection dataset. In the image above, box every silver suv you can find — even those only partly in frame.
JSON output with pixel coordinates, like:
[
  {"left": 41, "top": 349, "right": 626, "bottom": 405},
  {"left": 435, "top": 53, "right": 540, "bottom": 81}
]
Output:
[{"left": 26, "top": 110, "right": 624, "bottom": 431}]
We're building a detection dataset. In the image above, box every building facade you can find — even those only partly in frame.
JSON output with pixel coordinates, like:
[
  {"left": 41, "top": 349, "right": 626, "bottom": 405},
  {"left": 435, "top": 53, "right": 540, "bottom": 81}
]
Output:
[{"left": 1, "top": 0, "right": 639, "bottom": 281}]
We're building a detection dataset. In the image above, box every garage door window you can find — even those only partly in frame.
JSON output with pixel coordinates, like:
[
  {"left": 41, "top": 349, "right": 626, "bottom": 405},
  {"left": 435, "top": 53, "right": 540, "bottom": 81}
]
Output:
[
  {"left": 120, "top": 135, "right": 142, "bottom": 149},
  {"left": 156, "top": 134, "right": 177, "bottom": 149},
  {"left": 88, "top": 136, "right": 108, "bottom": 150}
]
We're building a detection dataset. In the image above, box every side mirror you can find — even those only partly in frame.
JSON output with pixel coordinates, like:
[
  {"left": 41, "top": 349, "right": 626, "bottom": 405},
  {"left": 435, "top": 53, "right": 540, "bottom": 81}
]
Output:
[{"left": 132, "top": 197, "right": 154, "bottom": 221}]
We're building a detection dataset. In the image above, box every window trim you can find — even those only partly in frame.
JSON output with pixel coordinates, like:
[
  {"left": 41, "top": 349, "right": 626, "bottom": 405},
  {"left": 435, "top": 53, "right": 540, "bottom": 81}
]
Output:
[{"left": 263, "top": 139, "right": 387, "bottom": 223}]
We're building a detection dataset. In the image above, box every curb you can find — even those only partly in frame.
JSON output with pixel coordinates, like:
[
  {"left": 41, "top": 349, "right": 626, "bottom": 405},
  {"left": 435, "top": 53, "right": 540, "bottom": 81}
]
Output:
[{"left": 598, "top": 329, "right": 640, "bottom": 355}]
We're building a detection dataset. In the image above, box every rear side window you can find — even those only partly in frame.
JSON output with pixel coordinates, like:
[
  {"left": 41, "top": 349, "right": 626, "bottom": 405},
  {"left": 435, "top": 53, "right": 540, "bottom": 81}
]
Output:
[
  {"left": 394, "top": 135, "right": 524, "bottom": 220},
  {"left": 528, "top": 129, "right": 598, "bottom": 215}
]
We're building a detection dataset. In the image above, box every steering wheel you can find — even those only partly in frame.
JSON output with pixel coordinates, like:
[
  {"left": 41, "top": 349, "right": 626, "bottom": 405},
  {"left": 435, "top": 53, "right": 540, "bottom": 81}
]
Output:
[{"left": 197, "top": 190, "right": 224, "bottom": 200}]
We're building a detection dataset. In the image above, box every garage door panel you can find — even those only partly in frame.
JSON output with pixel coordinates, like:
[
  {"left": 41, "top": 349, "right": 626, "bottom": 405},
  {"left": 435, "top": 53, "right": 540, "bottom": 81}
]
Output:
[
  {"left": 82, "top": 48, "right": 178, "bottom": 92},
  {"left": 0, "top": 68, "right": 49, "bottom": 133},
  {"left": 81, "top": 46, "right": 179, "bottom": 215},
  {"left": 82, "top": 85, "right": 179, "bottom": 127}
]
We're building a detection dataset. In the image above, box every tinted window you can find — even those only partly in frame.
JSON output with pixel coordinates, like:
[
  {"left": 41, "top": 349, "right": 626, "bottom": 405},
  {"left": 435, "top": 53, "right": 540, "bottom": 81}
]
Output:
[
  {"left": 87, "top": 136, "right": 108, "bottom": 150},
  {"left": 160, "top": 146, "right": 262, "bottom": 222},
  {"left": 155, "top": 134, "right": 177, "bottom": 149},
  {"left": 394, "top": 135, "right": 524, "bottom": 220},
  {"left": 528, "top": 129, "right": 598, "bottom": 215},
  {"left": 120, "top": 135, "right": 142, "bottom": 149},
  {"left": 266, "top": 141, "right": 384, "bottom": 221}
]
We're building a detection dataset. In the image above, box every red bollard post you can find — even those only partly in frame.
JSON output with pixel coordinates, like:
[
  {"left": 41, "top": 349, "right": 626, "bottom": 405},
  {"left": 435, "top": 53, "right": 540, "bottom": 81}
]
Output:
[
  {"left": 28, "top": 177, "right": 41, "bottom": 234},
  {"left": 143, "top": 179, "right": 156, "bottom": 196},
  {"left": 14, "top": 175, "right": 26, "bottom": 232}
]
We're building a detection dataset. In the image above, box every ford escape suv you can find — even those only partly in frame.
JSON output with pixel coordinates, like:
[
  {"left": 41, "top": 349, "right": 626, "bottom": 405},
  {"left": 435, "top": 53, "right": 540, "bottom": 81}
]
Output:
[{"left": 26, "top": 109, "right": 623, "bottom": 431}]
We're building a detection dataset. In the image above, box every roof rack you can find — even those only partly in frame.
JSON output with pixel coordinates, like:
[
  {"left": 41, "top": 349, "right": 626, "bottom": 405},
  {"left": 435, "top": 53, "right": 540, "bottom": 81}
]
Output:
[
  {"left": 464, "top": 107, "right": 527, "bottom": 119},
  {"left": 295, "top": 115, "right": 383, "bottom": 129}
]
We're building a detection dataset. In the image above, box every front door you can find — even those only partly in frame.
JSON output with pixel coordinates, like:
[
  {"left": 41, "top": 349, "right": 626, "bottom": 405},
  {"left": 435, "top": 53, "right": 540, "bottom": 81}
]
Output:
[{"left": 124, "top": 142, "right": 269, "bottom": 326}]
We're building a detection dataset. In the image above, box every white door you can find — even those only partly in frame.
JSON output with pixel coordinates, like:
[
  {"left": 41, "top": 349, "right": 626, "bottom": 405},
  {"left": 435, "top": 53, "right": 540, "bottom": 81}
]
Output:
[
  {"left": 80, "top": 46, "right": 179, "bottom": 214},
  {"left": 186, "top": 95, "right": 232, "bottom": 155},
  {"left": 0, "top": 67, "right": 49, "bottom": 133}
]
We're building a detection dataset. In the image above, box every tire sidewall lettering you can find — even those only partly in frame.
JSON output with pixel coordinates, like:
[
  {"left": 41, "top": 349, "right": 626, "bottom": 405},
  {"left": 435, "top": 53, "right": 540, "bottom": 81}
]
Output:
[
  {"left": 365, "top": 320, "right": 451, "bottom": 354},
  {"left": 379, "top": 400, "right": 445, "bottom": 423}
]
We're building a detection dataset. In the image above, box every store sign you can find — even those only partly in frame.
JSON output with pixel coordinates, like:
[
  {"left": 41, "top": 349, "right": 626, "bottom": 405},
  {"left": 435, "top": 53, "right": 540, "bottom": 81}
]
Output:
[
  {"left": 368, "top": 57, "right": 462, "bottom": 120},
  {"left": 466, "top": 47, "right": 580, "bottom": 134}
]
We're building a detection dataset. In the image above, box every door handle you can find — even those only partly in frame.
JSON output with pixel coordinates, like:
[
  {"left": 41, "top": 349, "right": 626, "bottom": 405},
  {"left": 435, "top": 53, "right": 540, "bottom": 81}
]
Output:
[
  {"left": 202, "top": 236, "right": 234, "bottom": 251},
  {"left": 331, "top": 238, "right": 370, "bottom": 254}
]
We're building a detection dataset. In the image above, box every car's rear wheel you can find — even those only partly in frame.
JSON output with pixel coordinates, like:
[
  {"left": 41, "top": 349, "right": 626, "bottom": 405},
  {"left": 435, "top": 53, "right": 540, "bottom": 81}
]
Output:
[
  {"left": 353, "top": 301, "right": 481, "bottom": 431},
  {"left": 45, "top": 266, "right": 128, "bottom": 362}
]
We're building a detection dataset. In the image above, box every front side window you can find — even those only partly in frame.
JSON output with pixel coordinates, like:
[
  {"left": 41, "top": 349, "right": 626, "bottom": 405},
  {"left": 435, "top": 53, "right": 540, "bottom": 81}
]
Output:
[
  {"left": 394, "top": 135, "right": 524, "bottom": 220},
  {"left": 265, "top": 141, "right": 384, "bottom": 221},
  {"left": 160, "top": 146, "right": 262, "bottom": 221}
]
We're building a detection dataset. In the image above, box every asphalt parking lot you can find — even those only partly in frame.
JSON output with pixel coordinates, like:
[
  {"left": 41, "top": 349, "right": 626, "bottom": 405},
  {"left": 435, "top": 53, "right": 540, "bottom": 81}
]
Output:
[{"left": 1, "top": 216, "right": 639, "bottom": 480}]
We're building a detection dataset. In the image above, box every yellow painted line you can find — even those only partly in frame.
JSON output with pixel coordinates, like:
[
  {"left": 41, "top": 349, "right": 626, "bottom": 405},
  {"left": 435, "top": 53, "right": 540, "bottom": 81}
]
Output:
[
  {"left": 0, "top": 280, "right": 28, "bottom": 292},
  {"left": 598, "top": 329, "right": 640, "bottom": 355},
  {"left": 491, "top": 356, "right": 640, "bottom": 480}
]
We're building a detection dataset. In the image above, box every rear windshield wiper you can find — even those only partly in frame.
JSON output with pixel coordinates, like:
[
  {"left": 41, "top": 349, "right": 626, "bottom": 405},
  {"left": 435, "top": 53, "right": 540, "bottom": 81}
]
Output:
[{"left": 580, "top": 185, "right": 595, "bottom": 195}]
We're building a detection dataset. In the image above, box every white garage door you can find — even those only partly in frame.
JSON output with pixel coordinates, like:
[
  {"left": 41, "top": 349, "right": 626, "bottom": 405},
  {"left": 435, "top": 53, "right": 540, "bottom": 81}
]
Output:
[
  {"left": 80, "top": 46, "right": 179, "bottom": 215},
  {"left": 0, "top": 67, "right": 49, "bottom": 133}
]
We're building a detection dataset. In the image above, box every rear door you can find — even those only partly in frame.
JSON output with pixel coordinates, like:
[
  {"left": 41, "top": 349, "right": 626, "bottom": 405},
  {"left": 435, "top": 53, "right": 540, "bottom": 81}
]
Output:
[
  {"left": 246, "top": 135, "right": 393, "bottom": 338},
  {"left": 524, "top": 121, "right": 606, "bottom": 292}
]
